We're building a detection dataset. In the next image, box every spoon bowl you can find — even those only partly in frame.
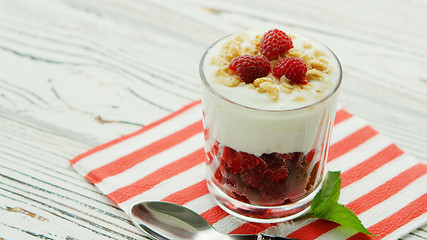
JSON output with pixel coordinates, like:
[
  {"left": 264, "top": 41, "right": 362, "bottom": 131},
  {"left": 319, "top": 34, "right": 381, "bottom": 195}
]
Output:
[
  {"left": 130, "top": 201, "right": 298, "bottom": 240},
  {"left": 131, "top": 201, "right": 218, "bottom": 240}
]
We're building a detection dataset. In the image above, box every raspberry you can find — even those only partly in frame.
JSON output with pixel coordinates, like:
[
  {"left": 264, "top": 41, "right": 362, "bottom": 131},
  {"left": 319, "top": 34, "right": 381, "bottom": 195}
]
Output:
[
  {"left": 227, "top": 155, "right": 243, "bottom": 174},
  {"left": 240, "top": 170, "right": 262, "bottom": 188},
  {"left": 274, "top": 152, "right": 293, "bottom": 163},
  {"left": 259, "top": 29, "right": 293, "bottom": 59},
  {"left": 263, "top": 167, "right": 288, "bottom": 183},
  {"left": 273, "top": 57, "right": 307, "bottom": 85},
  {"left": 232, "top": 192, "right": 250, "bottom": 203},
  {"left": 258, "top": 180, "right": 287, "bottom": 204},
  {"left": 260, "top": 153, "right": 289, "bottom": 183},
  {"left": 220, "top": 145, "right": 235, "bottom": 163},
  {"left": 229, "top": 55, "right": 271, "bottom": 84},
  {"left": 214, "top": 167, "right": 226, "bottom": 185},
  {"left": 290, "top": 152, "right": 306, "bottom": 168},
  {"left": 239, "top": 152, "right": 265, "bottom": 169},
  {"left": 211, "top": 146, "right": 319, "bottom": 206}
]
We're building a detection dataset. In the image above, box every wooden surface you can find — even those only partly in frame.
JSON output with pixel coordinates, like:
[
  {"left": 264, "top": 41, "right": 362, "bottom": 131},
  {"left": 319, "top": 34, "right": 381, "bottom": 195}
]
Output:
[{"left": 0, "top": 0, "right": 426, "bottom": 239}]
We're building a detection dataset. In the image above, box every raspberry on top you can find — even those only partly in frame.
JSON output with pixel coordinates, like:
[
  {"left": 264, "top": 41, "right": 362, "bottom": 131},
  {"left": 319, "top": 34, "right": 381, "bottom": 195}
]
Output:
[{"left": 209, "top": 29, "right": 335, "bottom": 102}]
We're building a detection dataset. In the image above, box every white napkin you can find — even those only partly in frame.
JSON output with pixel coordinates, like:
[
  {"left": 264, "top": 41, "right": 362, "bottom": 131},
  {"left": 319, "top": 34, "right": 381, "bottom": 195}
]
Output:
[{"left": 70, "top": 100, "right": 427, "bottom": 240}]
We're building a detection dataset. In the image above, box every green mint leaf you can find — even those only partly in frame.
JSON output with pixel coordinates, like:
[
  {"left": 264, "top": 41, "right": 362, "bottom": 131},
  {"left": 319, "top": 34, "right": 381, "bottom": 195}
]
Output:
[
  {"left": 318, "top": 203, "right": 373, "bottom": 235},
  {"left": 310, "top": 170, "right": 341, "bottom": 212},
  {"left": 304, "top": 171, "right": 375, "bottom": 236}
]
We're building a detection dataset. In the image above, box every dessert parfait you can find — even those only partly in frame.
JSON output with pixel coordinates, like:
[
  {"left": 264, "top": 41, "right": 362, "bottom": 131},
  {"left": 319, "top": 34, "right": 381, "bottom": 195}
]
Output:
[{"left": 200, "top": 28, "right": 342, "bottom": 222}]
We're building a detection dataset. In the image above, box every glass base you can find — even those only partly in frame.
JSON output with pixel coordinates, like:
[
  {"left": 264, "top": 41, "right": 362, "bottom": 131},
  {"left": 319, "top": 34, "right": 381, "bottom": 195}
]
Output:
[{"left": 206, "top": 177, "right": 322, "bottom": 223}]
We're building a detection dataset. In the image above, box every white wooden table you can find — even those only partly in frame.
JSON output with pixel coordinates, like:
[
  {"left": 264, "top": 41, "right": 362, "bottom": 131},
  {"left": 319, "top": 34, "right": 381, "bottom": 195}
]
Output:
[{"left": 0, "top": 0, "right": 426, "bottom": 239}]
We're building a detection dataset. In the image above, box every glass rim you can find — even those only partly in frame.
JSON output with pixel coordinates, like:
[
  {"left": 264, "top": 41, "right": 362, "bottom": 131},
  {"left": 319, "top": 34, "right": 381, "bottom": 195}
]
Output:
[{"left": 199, "top": 29, "right": 343, "bottom": 112}]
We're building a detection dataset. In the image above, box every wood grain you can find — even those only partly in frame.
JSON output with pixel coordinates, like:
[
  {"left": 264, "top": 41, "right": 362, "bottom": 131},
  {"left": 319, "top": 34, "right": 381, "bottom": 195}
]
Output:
[
  {"left": 0, "top": 0, "right": 426, "bottom": 239},
  {"left": 0, "top": 115, "right": 150, "bottom": 239}
]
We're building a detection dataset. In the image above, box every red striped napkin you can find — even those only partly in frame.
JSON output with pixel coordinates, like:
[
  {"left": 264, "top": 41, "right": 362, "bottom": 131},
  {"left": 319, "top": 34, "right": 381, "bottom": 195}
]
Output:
[{"left": 70, "top": 100, "right": 427, "bottom": 240}]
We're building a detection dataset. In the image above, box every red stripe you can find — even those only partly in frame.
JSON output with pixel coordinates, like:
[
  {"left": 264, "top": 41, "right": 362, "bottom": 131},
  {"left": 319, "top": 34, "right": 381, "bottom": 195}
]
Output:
[
  {"left": 334, "top": 109, "right": 353, "bottom": 125},
  {"left": 341, "top": 144, "right": 404, "bottom": 188},
  {"left": 286, "top": 220, "right": 339, "bottom": 240},
  {"left": 347, "top": 193, "right": 427, "bottom": 240},
  {"left": 161, "top": 180, "right": 224, "bottom": 225},
  {"left": 201, "top": 206, "right": 229, "bottom": 225},
  {"left": 70, "top": 100, "right": 201, "bottom": 165},
  {"left": 85, "top": 120, "right": 203, "bottom": 184},
  {"left": 230, "top": 222, "right": 275, "bottom": 235},
  {"left": 108, "top": 148, "right": 205, "bottom": 204},
  {"left": 162, "top": 180, "right": 209, "bottom": 205},
  {"left": 347, "top": 164, "right": 427, "bottom": 215},
  {"left": 328, "top": 126, "right": 378, "bottom": 162}
]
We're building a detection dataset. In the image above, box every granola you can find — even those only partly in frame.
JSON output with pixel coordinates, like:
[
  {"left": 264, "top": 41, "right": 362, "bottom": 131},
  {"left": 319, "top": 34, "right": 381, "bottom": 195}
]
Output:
[{"left": 209, "top": 32, "right": 334, "bottom": 102}]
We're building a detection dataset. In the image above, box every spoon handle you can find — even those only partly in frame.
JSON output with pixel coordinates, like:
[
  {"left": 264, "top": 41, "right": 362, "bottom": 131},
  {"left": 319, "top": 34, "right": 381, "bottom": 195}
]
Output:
[
  {"left": 259, "top": 234, "right": 299, "bottom": 240},
  {"left": 230, "top": 234, "right": 299, "bottom": 240}
]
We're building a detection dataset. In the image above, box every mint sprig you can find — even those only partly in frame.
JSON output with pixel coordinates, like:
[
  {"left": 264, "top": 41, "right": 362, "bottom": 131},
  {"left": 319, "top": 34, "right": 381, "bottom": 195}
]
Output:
[{"left": 303, "top": 171, "right": 374, "bottom": 236}]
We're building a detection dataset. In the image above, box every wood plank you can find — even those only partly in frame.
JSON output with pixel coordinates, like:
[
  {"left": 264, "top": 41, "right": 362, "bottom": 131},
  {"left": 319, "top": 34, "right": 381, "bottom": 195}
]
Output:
[
  {"left": 0, "top": 115, "right": 148, "bottom": 239},
  {"left": 0, "top": 0, "right": 425, "bottom": 161},
  {"left": 0, "top": 0, "right": 426, "bottom": 239}
]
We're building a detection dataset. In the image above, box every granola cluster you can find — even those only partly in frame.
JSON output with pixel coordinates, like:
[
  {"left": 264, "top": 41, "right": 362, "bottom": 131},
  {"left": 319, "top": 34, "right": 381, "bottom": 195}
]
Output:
[{"left": 210, "top": 32, "right": 334, "bottom": 101}]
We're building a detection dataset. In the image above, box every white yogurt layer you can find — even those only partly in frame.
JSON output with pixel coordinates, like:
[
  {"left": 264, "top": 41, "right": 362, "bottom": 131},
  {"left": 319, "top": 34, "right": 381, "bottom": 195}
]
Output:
[{"left": 201, "top": 29, "right": 342, "bottom": 155}]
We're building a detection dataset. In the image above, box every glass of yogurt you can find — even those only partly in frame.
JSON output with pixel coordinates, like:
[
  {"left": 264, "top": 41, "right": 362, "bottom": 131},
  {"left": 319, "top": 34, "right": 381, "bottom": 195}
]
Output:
[{"left": 199, "top": 28, "right": 342, "bottom": 223}]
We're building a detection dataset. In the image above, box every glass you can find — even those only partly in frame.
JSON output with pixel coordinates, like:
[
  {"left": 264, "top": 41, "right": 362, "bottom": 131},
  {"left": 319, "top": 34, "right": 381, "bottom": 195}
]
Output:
[{"left": 199, "top": 30, "right": 342, "bottom": 223}]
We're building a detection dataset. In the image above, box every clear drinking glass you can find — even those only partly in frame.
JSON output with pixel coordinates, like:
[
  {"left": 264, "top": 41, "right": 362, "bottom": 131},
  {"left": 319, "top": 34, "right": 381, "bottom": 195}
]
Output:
[{"left": 200, "top": 30, "right": 342, "bottom": 223}]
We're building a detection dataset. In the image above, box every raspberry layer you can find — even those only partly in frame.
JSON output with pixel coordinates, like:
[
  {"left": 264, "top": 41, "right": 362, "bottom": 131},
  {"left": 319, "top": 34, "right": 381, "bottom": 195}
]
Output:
[{"left": 206, "top": 140, "right": 320, "bottom": 206}]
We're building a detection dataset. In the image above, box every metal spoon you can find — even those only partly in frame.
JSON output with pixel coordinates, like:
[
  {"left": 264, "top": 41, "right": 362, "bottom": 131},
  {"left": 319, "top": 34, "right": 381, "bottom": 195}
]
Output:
[{"left": 130, "top": 201, "right": 298, "bottom": 240}]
